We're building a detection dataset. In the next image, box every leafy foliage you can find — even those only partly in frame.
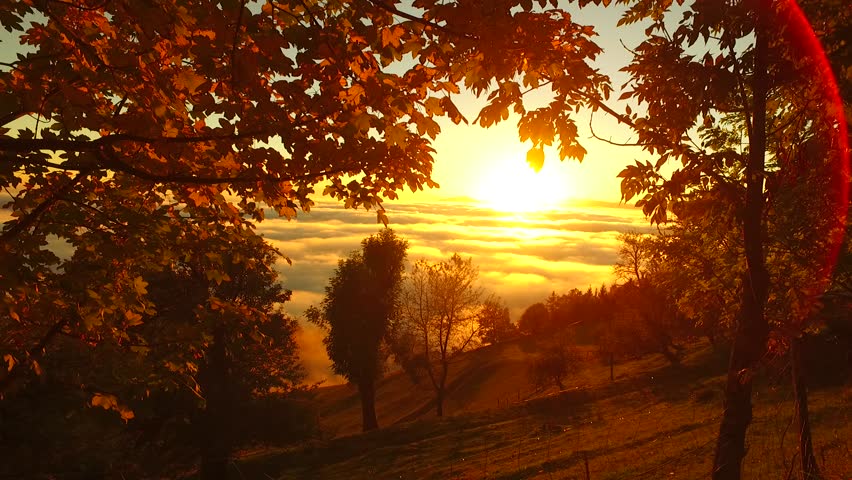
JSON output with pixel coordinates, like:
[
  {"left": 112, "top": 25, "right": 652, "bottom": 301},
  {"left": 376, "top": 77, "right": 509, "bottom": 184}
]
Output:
[
  {"left": 518, "top": 302, "right": 550, "bottom": 335},
  {"left": 478, "top": 296, "right": 517, "bottom": 345},
  {"left": 307, "top": 229, "right": 408, "bottom": 431},
  {"left": 309, "top": 229, "right": 407, "bottom": 383},
  {"left": 1, "top": 225, "right": 308, "bottom": 477},
  {"left": 0, "top": 0, "right": 614, "bottom": 398}
]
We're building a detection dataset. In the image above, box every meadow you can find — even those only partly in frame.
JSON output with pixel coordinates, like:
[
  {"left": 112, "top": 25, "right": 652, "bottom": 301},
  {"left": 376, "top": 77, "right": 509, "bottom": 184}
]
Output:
[{"left": 233, "top": 337, "right": 852, "bottom": 480}]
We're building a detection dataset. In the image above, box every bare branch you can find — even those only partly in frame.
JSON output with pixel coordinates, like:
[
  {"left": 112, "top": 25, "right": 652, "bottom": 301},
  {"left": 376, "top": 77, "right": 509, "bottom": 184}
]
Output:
[{"left": 588, "top": 111, "right": 642, "bottom": 147}]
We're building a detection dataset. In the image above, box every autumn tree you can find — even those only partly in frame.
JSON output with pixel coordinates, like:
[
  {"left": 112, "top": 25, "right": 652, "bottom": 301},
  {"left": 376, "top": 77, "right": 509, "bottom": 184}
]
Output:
[
  {"left": 613, "top": 231, "right": 655, "bottom": 284},
  {"left": 654, "top": 212, "right": 742, "bottom": 349},
  {"left": 307, "top": 229, "right": 407, "bottom": 432},
  {"left": 140, "top": 224, "right": 304, "bottom": 479},
  {"left": 589, "top": 2, "right": 847, "bottom": 477},
  {"left": 518, "top": 302, "right": 551, "bottom": 335},
  {"left": 478, "top": 296, "right": 517, "bottom": 345},
  {"left": 0, "top": 3, "right": 619, "bottom": 474},
  {"left": 0, "top": 222, "right": 306, "bottom": 479},
  {"left": 400, "top": 254, "right": 483, "bottom": 417}
]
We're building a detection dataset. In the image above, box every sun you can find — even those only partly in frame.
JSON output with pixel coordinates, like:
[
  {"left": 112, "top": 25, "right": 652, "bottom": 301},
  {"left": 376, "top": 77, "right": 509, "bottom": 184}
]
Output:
[{"left": 473, "top": 155, "right": 573, "bottom": 212}]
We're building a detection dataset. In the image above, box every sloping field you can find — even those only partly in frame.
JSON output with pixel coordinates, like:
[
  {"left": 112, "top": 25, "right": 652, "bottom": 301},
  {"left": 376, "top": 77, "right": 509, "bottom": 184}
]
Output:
[
  {"left": 312, "top": 336, "right": 552, "bottom": 436},
  {"left": 237, "top": 338, "right": 852, "bottom": 479}
]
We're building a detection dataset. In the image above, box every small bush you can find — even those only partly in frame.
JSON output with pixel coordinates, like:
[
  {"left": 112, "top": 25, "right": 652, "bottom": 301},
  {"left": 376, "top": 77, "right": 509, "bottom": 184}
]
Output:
[{"left": 528, "top": 344, "right": 577, "bottom": 391}]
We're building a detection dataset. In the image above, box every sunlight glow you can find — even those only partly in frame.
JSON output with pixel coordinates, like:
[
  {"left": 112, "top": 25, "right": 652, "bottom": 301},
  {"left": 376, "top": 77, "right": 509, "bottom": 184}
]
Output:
[{"left": 473, "top": 155, "right": 574, "bottom": 212}]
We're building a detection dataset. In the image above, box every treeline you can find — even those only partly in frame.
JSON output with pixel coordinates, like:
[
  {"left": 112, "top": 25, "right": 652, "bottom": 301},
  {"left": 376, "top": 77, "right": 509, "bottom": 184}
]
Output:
[
  {"left": 519, "top": 225, "right": 852, "bottom": 374},
  {"left": 518, "top": 232, "right": 696, "bottom": 372}
]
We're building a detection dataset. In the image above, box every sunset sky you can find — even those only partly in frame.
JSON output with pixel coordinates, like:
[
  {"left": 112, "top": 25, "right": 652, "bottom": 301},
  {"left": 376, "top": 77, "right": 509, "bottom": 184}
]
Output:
[{"left": 265, "top": 3, "right": 667, "bottom": 382}]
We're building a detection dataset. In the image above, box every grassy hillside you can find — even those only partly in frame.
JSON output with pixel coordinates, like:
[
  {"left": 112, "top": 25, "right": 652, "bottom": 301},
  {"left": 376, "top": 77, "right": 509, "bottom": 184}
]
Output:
[
  {"left": 236, "top": 337, "right": 851, "bottom": 479},
  {"left": 311, "top": 336, "right": 553, "bottom": 436}
]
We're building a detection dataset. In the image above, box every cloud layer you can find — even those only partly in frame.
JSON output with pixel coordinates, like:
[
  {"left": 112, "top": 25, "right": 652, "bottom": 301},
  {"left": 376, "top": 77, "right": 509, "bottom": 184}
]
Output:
[{"left": 259, "top": 199, "right": 650, "bottom": 383}]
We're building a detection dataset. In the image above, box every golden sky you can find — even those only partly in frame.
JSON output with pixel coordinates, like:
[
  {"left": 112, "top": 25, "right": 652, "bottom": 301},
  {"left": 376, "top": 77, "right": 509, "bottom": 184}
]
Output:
[{"left": 274, "top": 3, "right": 663, "bottom": 382}]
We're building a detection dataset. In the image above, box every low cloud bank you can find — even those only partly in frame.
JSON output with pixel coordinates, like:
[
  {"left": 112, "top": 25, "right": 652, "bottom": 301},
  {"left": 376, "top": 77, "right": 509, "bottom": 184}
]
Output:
[{"left": 259, "top": 199, "right": 648, "bottom": 382}]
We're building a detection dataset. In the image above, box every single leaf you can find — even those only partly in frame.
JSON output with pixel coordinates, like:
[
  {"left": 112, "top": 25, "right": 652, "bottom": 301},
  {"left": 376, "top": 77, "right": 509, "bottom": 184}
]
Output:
[
  {"left": 175, "top": 70, "right": 206, "bottom": 95},
  {"left": 133, "top": 276, "right": 148, "bottom": 296},
  {"left": 3, "top": 354, "right": 16, "bottom": 372},
  {"left": 125, "top": 310, "right": 144, "bottom": 327},
  {"left": 526, "top": 147, "right": 544, "bottom": 172}
]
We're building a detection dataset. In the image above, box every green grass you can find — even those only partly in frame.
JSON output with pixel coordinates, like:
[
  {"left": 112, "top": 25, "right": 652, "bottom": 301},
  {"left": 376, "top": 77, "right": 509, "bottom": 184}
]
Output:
[{"left": 234, "top": 338, "right": 852, "bottom": 479}]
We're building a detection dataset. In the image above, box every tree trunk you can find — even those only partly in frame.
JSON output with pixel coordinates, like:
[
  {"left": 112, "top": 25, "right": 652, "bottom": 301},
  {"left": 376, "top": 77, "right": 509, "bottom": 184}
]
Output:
[
  {"left": 358, "top": 379, "right": 379, "bottom": 432},
  {"left": 791, "top": 336, "right": 820, "bottom": 479},
  {"left": 198, "top": 328, "right": 233, "bottom": 480},
  {"left": 609, "top": 352, "right": 614, "bottom": 381},
  {"left": 712, "top": 2, "right": 771, "bottom": 479},
  {"left": 435, "top": 358, "right": 449, "bottom": 417},
  {"left": 200, "top": 439, "right": 229, "bottom": 480}
]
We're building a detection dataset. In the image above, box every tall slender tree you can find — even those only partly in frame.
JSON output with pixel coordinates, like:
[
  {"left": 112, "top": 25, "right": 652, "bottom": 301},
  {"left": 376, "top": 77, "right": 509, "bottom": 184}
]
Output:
[{"left": 308, "top": 229, "right": 408, "bottom": 432}]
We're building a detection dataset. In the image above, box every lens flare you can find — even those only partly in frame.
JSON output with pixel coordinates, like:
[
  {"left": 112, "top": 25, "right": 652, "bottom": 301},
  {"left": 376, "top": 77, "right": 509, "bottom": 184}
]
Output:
[{"left": 779, "top": 0, "right": 849, "bottom": 321}]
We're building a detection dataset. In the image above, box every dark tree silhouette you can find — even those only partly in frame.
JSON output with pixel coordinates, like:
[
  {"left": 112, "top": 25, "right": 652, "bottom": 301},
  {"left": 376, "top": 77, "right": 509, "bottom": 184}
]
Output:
[
  {"left": 307, "top": 229, "right": 408, "bottom": 432},
  {"left": 478, "top": 296, "right": 517, "bottom": 345},
  {"left": 518, "top": 303, "right": 550, "bottom": 335},
  {"left": 140, "top": 224, "right": 303, "bottom": 480},
  {"left": 529, "top": 342, "right": 576, "bottom": 391}
]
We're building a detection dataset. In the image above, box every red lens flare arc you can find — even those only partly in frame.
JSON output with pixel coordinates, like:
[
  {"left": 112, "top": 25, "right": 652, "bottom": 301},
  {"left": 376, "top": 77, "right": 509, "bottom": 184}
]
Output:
[{"left": 781, "top": 0, "right": 849, "bottom": 321}]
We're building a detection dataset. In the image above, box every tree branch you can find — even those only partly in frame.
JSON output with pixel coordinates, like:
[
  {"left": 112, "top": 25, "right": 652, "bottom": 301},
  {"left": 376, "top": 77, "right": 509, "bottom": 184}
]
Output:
[
  {"left": 0, "top": 171, "right": 89, "bottom": 244},
  {"left": 0, "top": 130, "right": 269, "bottom": 153},
  {"left": 0, "top": 318, "right": 68, "bottom": 396},
  {"left": 267, "top": 1, "right": 308, "bottom": 25},
  {"left": 588, "top": 111, "right": 643, "bottom": 147},
  {"left": 47, "top": 0, "right": 109, "bottom": 11},
  {"left": 43, "top": 3, "right": 108, "bottom": 71},
  {"left": 95, "top": 148, "right": 357, "bottom": 185},
  {"left": 56, "top": 196, "right": 126, "bottom": 228},
  {"left": 365, "top": 0, "right": 476, "bottom": 40},
  {"left": 231, "top": 0, "right": 248, "bottom": 87}
]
